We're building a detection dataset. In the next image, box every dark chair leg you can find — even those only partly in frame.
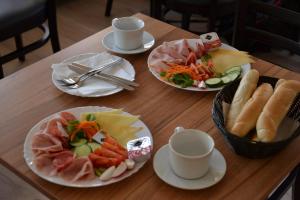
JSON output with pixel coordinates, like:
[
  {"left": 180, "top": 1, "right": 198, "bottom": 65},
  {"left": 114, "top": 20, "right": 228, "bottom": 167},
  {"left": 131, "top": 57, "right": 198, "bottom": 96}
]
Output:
[
  {"left": 268, "top": 164, "right": 300, "bottom": 200},
  {"left": 150, "top": 0, "right": 154, "bottom": 17},
  {"left": 0, "top": 65, "right": 3, "bottom": 79},
  {"left": 182, "top": 13, "right": 191, "bottom": 30},
  {"left": 0, "top": 55, "right": 4, "bottom": 79},
  {"left": 292, "top": 165, "right": 300, "bottom": 200},
  {"left": 152, "top": 0, "right": 163, "bottom": 20},
  {"left": 14, "top": 35, "right": 25, "bottom": 62},
  {"left": 47, "top": 0, "right": 60, "bottom": 53},
  {"left": 208, "top": 0, "right": 217, "bottom": 32},
  {"left": 105, "top": 0, "right": 113, "bottom": 17}
]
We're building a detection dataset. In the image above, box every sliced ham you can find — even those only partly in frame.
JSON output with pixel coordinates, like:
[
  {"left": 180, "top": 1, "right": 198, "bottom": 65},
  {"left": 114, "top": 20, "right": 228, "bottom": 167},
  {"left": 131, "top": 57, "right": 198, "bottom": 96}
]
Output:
[
  {"left": 60, "top": 111, "right": 77, "bottom": 122},
  {"left": 34, "top": 153, "right": 56, "bottom": 175},
  {"left": 33, "top": 150, "right": 74, "bottom": 176},
  {"left": 148, "top": 39, "right": 206, "bottom": 72},
  {"left": 60, "top": 157, "right": 95, "bottom": 182},
  {"left": 45, "top": 118, "right": 68, "bottom": 138},
  {"left": 32, "top": 132, "right": 63, "bottom": 155},
  {"left": 178, "top": 39, "right": 190, "bottom": 57},
  {"left": 42, "top": 118, "right": 69, "bottom": 148},
  {"left": 161, "top": 42, "right": 187, "bottom": 61},
  {"left": 32, "top": 111, "right": 99, "bottom": 182},
  {"left": 52, "top": 150, "right": 75, "bottom": 172}
]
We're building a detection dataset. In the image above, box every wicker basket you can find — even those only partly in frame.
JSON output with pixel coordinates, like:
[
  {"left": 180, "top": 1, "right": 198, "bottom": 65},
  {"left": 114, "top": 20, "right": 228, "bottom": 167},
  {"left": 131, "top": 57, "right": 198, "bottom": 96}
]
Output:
[{"left": 212, "top": 76, "right": 300, "bottom": 158}]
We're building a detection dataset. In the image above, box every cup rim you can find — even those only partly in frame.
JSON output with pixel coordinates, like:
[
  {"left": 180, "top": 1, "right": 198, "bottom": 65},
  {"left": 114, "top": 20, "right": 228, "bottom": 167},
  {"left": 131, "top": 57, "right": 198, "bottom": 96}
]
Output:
[
  {"left": 168, "top": 129, "right": 215, "bottom": 159},
  {"left": 112, "top": 17, "right": 144, "bottom": 32}
]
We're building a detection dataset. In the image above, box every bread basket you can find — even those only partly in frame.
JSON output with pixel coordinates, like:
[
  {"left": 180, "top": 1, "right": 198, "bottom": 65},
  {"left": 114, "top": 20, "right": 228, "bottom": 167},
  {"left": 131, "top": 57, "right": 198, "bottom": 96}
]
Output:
[{"left": 212, "top": 76, "right": 300, "bottom": 158}]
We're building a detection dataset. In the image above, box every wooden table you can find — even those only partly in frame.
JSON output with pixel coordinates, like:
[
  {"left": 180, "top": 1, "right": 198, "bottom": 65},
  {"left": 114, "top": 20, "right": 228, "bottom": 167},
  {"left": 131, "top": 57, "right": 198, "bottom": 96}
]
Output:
[{"left": 0, "top": 13, "right": 299, "bottom": 200}]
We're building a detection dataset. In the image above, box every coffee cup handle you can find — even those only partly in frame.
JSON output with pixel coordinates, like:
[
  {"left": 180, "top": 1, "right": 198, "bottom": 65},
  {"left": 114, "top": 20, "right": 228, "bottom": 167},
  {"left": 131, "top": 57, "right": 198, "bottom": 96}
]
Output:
[
  {"left": 174, "top": 126, "right": 184, "bottom": 134},
  {"left": 112, "top": 18, "right": 119, "bottom": 25}
]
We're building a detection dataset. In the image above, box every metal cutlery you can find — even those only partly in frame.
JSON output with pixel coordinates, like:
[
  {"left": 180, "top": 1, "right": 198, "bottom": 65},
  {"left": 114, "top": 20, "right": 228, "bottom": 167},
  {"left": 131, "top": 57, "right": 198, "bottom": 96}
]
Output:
[
  {"left": 58, "top": 75, "right": 135, "bottom": 90},
  {"left": 67, "top": 64, "right": 136, "bottom": 91},
  {"left": 69, "top": 62, "right": 139, "bottom": 87},
  {"left": 58, "top": 57, "right": 123, "bottom": 86}
]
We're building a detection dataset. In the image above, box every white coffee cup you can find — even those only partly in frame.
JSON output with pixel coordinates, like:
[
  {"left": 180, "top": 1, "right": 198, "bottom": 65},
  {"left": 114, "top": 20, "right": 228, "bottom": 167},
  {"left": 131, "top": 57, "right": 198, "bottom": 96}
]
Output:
[
  {"left": 168, "top": 127, "right": 215, "bottom": 179},
  {"left": 112, "top": 17, "right": 144, "bottom": 50}
]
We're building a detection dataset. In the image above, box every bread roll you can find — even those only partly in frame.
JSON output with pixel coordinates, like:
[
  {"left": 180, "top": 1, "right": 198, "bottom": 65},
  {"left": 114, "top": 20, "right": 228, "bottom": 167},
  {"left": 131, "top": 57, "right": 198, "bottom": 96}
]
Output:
[
  {"left": 257, "top": 80, "right": 300, "bottom": 142},
  {"left": 231, "top": 83, "right": 273, "bottom": 137},
  {"left": 275, "top": 79, "right": 285, "bottom": 89},
  {"left": 226, "top": 69, "right": 259, "bottom": 130}
]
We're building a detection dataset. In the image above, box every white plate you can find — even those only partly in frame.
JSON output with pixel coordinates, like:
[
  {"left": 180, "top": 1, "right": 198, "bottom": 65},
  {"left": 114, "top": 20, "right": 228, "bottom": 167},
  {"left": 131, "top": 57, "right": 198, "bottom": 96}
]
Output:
[
  {"left": 24, "top": 106, "right": 153, "bottom": 187},
  {"left": 52, "top": 53, "right": 135, "bottom": 97},
  {"left": 147, "top": 41, "right": 251, "bottom": 91},
  {"left": 153, "top": 145, "right": 226, "bottom": 190},
  {"left": 102, "top": 31, "right": 155, "bottom": 54}
]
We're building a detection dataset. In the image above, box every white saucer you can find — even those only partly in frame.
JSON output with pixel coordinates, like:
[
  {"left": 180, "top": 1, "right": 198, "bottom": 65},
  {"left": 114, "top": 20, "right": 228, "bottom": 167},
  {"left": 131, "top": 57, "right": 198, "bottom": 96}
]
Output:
[
  {"left": 102, "top": 31, "right": 155, "bottom": 54},
  {"left": 153, "top": 145, "right": 226, "bottom": 190}
]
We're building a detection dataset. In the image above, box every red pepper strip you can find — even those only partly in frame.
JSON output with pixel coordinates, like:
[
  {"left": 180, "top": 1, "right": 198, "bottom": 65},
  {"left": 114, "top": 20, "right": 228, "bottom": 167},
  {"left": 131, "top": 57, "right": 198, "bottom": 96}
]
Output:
[
  {"left": 89, "top": 153, "right": 120, "bottom": 168},
  {"left": 102, "top": 142, "right": 128, "bottom": 159},
  {"left": 94, "top": 147, "right": 124, "bottom": 160},
  {"left": 104, "top": 135, "right": 127, "bottom": 151}
]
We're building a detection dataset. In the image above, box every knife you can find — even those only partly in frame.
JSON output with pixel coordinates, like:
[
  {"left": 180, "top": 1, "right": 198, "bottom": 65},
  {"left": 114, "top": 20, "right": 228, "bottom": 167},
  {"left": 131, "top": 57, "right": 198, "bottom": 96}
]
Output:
[
  {"left": 68, "top": 64, "right": 135, "bottom": 91},
  {"left": 70, "top": 62, "right": 139, "bottom": 87}
]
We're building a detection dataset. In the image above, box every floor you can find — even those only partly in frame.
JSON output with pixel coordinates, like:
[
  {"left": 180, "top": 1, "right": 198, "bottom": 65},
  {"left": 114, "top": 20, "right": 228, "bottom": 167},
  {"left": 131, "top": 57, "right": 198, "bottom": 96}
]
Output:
[
  {"left": 0, "top": 0, "right": 296, "bottom": 199},
  {"left": 0, "top": 164, "right": 48, "bottom": 200}
]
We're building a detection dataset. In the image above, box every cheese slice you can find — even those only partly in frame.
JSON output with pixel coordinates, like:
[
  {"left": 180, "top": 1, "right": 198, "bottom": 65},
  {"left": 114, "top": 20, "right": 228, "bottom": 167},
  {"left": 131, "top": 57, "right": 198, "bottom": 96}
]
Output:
[
  {"left": 209, "top": 49, "right": 254, "bottom": 73},
  {"left": 80, "top": 112, "right": 142, "bottom": 147}
]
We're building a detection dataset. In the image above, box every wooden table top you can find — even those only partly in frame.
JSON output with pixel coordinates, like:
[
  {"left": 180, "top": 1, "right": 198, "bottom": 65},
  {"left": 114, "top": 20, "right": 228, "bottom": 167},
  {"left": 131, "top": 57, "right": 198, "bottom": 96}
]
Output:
[{"left": 0, "top": 13, "right": 299, "bottom": 200}]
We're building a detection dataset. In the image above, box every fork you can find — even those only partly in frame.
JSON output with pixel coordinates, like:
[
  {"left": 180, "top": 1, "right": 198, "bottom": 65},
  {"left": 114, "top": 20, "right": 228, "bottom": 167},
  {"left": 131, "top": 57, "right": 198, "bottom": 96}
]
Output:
[
  {"left": 58, "top": 74, "right": 135, "bottom": 90},
  {"left": 58, "top": 57, "right": 122, "bottom": 86}
]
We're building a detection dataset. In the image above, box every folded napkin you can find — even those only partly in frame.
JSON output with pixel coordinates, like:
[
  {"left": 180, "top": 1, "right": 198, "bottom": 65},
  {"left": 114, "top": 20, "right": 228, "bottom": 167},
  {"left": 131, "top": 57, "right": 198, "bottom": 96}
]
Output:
[{"left": 52, "top": 52, "right": 134, "bottom": 96}]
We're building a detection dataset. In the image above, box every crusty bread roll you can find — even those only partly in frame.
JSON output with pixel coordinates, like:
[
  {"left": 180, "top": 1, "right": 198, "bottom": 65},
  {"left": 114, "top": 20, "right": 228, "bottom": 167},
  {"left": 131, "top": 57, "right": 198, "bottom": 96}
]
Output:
[
  {"left": 275, "top": 79, "right": 285, "bottom": 89},
  {"left": 231, "top": 83, "right": 273, "bottom": 137},
  {"left": 226, "top": 69, "right": 259, "bottom": 130},
  {"left": 257, "top": 80, "right": 300, "bottom": 142}
]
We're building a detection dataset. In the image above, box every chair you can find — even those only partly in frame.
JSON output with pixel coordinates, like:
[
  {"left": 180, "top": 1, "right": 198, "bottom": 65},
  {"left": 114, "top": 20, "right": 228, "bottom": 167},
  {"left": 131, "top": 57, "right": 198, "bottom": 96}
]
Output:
[
  {"left": 268, "top": 164, "right": 299, "bottom": 200},
  {"left": 232, "top": 0, "right": 300, "bottom": 72},
  {"left": 0, "top": 0, "right": 60, "bottom": 78},
  {"left": 105, "top": 0, "right": 113, "bottom": 17},
  {"left": 150, "top": 0, "right": 236, "bottom": 33}
]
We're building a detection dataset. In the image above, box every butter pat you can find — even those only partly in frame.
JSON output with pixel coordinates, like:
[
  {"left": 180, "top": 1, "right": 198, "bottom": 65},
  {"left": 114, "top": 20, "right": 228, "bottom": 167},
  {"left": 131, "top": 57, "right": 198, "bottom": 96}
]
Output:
[
  {"left": 200, "top": 32, "right": 221, "bottom": 51},
  {"left": 127, "top": 137, "right": 152, "bottom": 162}
]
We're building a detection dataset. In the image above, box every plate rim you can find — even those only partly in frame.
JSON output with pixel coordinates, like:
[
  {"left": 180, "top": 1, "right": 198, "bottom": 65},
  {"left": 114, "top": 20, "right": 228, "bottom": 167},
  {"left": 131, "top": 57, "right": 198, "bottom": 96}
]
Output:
[
  {"left": 51, "top": 52, "right": 136, "bottom": 97},
  {"left": 102, "top": 31, "right": 155, "bottom": 55},
  {"left": 23, "top": 106, "right": 153, "bottom": 188},
  {"left": 147, "top": 40, "right": 251, "bottom": 92},
  {"left": 153, "top": 145, "right": 226, "bottom": 190}
]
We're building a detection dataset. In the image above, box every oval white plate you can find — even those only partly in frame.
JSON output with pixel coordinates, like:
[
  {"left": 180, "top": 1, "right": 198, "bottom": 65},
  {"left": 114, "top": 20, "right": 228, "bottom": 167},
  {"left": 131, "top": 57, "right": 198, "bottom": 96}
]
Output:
[
  {"left": 24, "top": 106, "right": 153, "bottom": 187},
  {"left": 153, "top": 145, "right": 226, "bottom": 190},
  {"left": 52, "top": 53, "right": 136, "bottom": 97},
  {"left": 102, "top": 31, "right": 155, "bottom": 54},
  {"left": 147, "top": 41, "right": 251, "bottom": 91}
]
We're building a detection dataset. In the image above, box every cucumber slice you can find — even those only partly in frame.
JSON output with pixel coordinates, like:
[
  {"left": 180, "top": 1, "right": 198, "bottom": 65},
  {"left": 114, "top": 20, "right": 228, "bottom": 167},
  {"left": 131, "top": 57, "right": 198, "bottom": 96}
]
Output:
[
  {"left": 70, "top": 138, "right": 87, "bottom": 147},
  {"left": 227, "top": 72, "right": 240, "bottom": 82},
  {"left": 221, "top": 76, "right": 232, "bottom": 85},
  {"left": 74, "top": 144, "right": 91, "bottom": 157},
  {"left": 225, "top": 66, "right": 241, "bottom": 75},
  {"left": 88, "top": 142, "right": 101, "bottom": 152},
  {"left": 205, "top": 78, "right": 222, "bottom": 88}
]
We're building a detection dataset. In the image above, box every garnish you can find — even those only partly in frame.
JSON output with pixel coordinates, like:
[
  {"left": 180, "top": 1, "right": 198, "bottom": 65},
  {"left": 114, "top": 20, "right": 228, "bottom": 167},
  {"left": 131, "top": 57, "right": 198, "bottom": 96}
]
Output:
[
  {"left": 170, "top": 73, "right": 193, "bottom": 88},
  {"left": 160, "top": 71, "right": 166, "bottom": 77}
]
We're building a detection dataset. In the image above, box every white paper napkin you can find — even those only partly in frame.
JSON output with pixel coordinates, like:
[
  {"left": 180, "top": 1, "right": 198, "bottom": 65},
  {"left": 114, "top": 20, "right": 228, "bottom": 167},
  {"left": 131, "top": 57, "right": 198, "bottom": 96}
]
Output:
[{"left": 52, "top": 52, "right": 134, "bottom": 96}]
